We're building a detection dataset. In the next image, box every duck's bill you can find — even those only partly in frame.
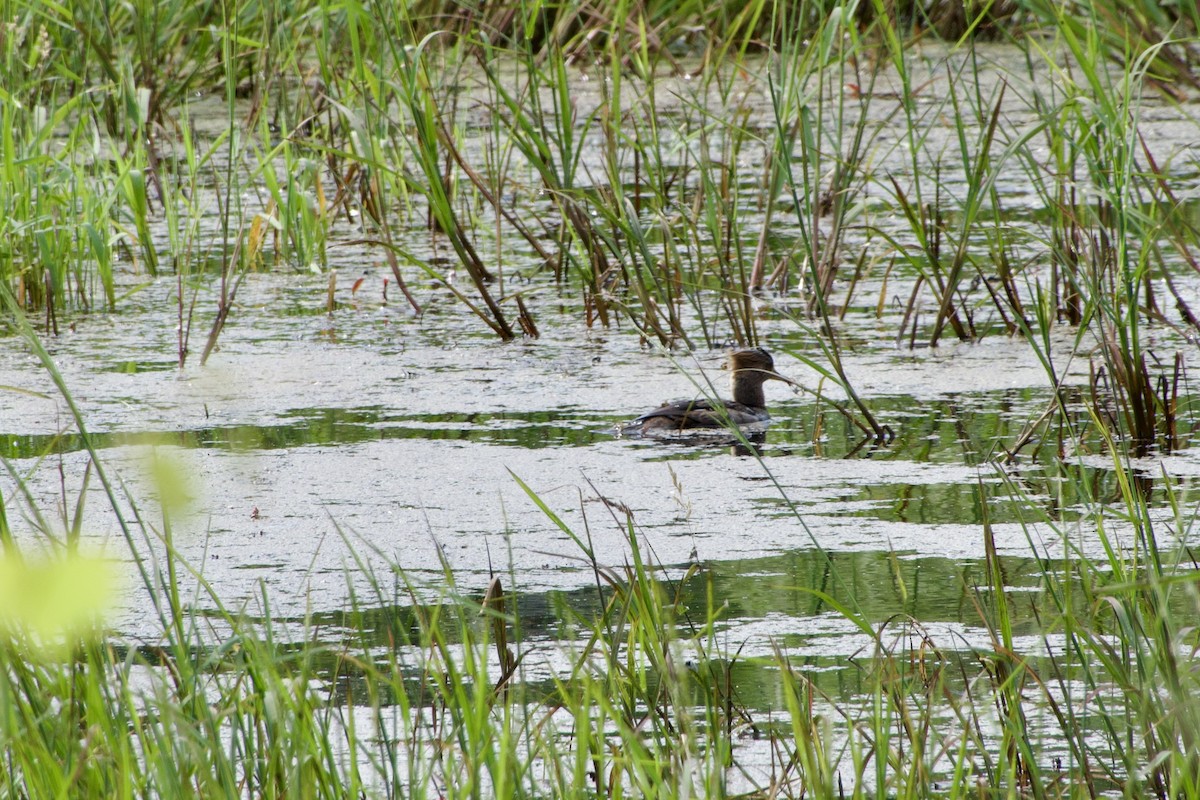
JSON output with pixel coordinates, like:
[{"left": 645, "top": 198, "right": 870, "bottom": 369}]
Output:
[{"left": 768, "top": 371, "right": 800, "bottom": 387}]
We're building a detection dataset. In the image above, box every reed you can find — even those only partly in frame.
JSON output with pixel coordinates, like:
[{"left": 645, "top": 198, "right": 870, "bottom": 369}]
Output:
[
  {"left": 4, "top": 297, "right": 1200, "bottom": 796},
  {"left": 997, "top": 4, "right": 1200, "bottom": 458},
  {"left": 2, "top": 0, "right": 1192, "bottom": 428},
  {"left": 1018, "top": 0, "right": 1200, "bottom": 95},
  {"left": 4, "top": 4, "right": 1200, "bottom": 793}
]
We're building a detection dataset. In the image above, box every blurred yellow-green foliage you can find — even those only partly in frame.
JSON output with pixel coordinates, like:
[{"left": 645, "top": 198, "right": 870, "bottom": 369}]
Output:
[
  {"left": 149, "top": 449, "right": 196, "bottom": 514},
  {"left": 0, "top": 554, "right": 120, "bottom": 651}
]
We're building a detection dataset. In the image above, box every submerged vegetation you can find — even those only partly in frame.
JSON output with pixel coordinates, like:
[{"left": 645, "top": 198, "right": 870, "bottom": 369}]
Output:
[{"left": 4, "top": 0, "right": 1200, "bottom": 796}]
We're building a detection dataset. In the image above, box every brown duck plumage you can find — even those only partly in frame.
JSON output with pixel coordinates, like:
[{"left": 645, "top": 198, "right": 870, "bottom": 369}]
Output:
[{"left": 630, "top": 348, "right": 793, "bottom": 433}]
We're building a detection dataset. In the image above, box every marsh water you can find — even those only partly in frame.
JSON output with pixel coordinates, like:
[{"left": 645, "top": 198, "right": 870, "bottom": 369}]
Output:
[{"left": 4, "top": 42, "right": 1200, "bottom": 785}]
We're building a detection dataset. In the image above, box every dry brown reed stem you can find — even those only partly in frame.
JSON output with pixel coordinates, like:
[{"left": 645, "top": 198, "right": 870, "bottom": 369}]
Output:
[
  {"left": 1139, "top": 135, "right": 1200, "bottom": 334},
  {"left": 42, "top": 269, "right": 57, "bottom": 336},
  {"left": 482, "top": 576, "right": 519, "bottom": 694},
  {"left": 515, "top": 295, "right": 540, "bottom": 338},
  {"left": 332, "top": 165, "right": 422, "bottom": 314},
  {"left": 887, "top": 176, "right": 970, "bottom": 344},
  {"left": 930, "top": 86, "right": 1007, "bottom": 345},
  {"left": 200, "top": 222, "right": 246, "bottom": 367},
  {"left": 1092, "top": 333, "right": 1180, "bottom": 459},
  {"left": 748, "top": 148, "right": 776, "bottom": 292},
  {"left": 437, "top": 120, "right": 557, "bottom": 271}
]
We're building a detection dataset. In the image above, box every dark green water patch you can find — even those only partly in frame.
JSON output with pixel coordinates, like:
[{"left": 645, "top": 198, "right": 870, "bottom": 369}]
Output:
[
  {"left": 697, "top": 549, "right": 1054, "bottom": 630},
  {"left": 758, "top": 478, "right": 1030, "bottom": 526},
  {"left": 235, "top": 544, "right": 1176, "bottom": 714},
  {"left": 762, "top": 389, "right": 1062, "bottom": 463},
  {"left": 103, "top": 359, "right": 180, "bottom": 374},
  {"left": 7, "top": 386, "right": 1199, "bottom": 492},
  {"left": 0, "top": 407, "right": 612, "bottom": 458},
  {"left": 272, "top": 406, "right": 610, "bottom": 450},
  {"left": 633, "top": 389, "right": 1075, "bottom": 467}
]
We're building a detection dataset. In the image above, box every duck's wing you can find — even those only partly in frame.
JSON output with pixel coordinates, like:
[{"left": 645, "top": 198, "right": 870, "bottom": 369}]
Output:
[
  {"left": 633, "top": 398, "right": 729, "bottom": 429},
  {"left": 721, "top": 402, "right": 771, "bottom": 425}
]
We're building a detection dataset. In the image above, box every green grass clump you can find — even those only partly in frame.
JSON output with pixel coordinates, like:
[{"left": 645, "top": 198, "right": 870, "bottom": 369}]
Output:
[
  {"left": 4, "top": 3, "right": 1200, "bottom": 795},
  {"left": 5, "top": 0, "right": 1200, "bottom": 448},
  {"left": 3, "top": 292, "right": 1199, "bottom": 797},
  {"left": 5, "top": 434, "right": 1200, "bottom": 797}
]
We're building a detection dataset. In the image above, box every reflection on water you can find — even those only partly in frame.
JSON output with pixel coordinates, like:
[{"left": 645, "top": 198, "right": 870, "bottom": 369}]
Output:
[
  {"left": 4, "top": 392, "right": 1198, "bottom": 535},
  {"left": 229, "top": 541, "right": 1199, "bottom": 723}
]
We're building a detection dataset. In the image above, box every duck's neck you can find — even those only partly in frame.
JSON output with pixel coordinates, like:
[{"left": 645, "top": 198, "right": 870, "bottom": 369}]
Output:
[{"left": 730, "top": 372, "right": 767, "bottom": 408}]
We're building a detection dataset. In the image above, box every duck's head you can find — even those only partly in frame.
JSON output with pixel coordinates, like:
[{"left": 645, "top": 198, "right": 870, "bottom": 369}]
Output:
[{"left": 728, "top": 348, "right": 796, "bottom": 406}]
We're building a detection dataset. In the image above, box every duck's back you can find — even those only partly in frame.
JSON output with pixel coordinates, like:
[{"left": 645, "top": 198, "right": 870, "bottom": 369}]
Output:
[{"left": 633, "top": 398, "right": 769, "bottom": 431}]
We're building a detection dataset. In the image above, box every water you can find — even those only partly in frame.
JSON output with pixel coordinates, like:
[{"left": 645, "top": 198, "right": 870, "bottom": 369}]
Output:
[
  {"left": 3, "top": 41, "right": 1200, "bottom": 790},
  {"left": 5, "top": 268, "right": 1197, "bottom": 628}
]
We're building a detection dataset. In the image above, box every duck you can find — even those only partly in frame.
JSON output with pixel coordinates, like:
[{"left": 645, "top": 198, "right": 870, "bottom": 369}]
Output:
[{"left": 628, "top": 348, "right": 795, "bottom": 434}]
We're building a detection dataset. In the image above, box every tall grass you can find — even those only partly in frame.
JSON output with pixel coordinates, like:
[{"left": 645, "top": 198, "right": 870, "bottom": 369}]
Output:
[
  {"left": 2, "top": 3, "right": 1200, "bottom": 796},
  {"left": 4, "top": 3, "right": 1200, "bottom": 794},
  {"left": 5, "top": 292, "right": 1200, "bottom": 795},
  {"left": 4, "top": 0, "right": 1199, "bottom": 446}
]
